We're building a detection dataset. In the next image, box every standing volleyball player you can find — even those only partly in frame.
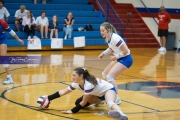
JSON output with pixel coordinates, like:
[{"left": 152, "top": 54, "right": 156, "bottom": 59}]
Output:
[
  {"left": 44, "top": 67, "right": 128, "bottom": 120},
  {"left": 98, "top": 22, "right": 133, "bottom": 104},
  {"left": 0, "top": 19, "right": 24, "bottom": 84}
]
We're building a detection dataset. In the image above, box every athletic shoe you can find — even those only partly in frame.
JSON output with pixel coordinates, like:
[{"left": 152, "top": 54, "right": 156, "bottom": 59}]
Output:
[
  {"left": 94, "top": 101, "right": 105, "bottom": 106},
  {"left": 162, "top": 47, "right": 167, "bottom": 52},
  {"left": 158, "top": 47, "right": 163, "bottom": 52},
  {"left": 3, "top": 77, "right": 14, "bottom": 85},
  {"left": 115, "top": 95, "right": 122, "bottom": 105},
  {"left": 28, "top": 36, "right": 31, "bottom": 39},
  {"left": 33, "top": 36, "right": 38, "bottom": 39},
  {"left": 64, "top": 35, "right": 67, "bottom": 40},
  {"left": 108, "top": 110, "right": 128, "bottom": 120}
]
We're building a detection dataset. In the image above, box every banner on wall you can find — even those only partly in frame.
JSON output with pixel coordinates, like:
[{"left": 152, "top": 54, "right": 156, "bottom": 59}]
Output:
[
  {"left": 27, "top": 37, "right": 42, "bottom": 50},
  {"left": 51, "top": 38, "right": 63, "bottom": 49},
  {"left": 73, "top": 36, "right": 85, "bottom": 48}
]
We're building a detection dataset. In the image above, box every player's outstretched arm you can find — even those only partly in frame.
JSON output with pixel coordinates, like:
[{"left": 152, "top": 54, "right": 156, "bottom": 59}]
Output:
[
  {"left": 13, "top": 34, "right": 24, "bottom": 45},
  {"left": 62, "top": 94, "right": 91, "bottom": 114}
]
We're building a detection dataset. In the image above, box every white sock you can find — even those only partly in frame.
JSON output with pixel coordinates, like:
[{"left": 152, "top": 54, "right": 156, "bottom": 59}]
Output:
[
  {"left": 118, "top": 110, "right": 126, "bottom": 116},
  {"left": 7, "top": 75, "right": 12, "bottom": 78}
]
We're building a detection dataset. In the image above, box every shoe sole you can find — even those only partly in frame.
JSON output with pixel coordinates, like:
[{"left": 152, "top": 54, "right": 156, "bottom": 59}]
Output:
[
  {"left": 116, "top": 100, "right": 122, "bottom": 105},
  {"left": 108, "top": 110, "right": 128, "bottom": 120},
  {"left": 3, "top": 82, "right": 14, "bottom": 85}
]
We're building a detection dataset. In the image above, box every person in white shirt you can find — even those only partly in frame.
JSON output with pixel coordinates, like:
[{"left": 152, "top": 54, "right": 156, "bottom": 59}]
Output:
[
  {"left": 22, "top": 10, "right": 36, "bottom": 39},
  {"left": 0, "top": 1, "right": 10, "bottom": 22},
  {"left": 36, "top": 11, "right": 49, "bottom": 39},
  {"left": 98, "top": 22, "right": 133, "bottom": 105},
  {"left": 43, "top": 67, "right": 128, "bottom": 120},
  {"left": 14, "top": 5, "right": 27, "bottom": 31}
]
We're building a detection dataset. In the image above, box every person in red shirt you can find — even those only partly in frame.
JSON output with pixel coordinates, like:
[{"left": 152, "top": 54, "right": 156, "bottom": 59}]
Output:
[{"left": 157, "top": 5, "right": 171, "bottom": 52}]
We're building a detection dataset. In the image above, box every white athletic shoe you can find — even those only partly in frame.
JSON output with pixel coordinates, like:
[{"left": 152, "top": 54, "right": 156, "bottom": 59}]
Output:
[
  {"left": 3, "top": 77, "right": 14, "bottom": 85},
  {"left": 159, "top": 47, "right": 166, "bottom": 52},
  {"left": 28, "top": 36, "right": 31, "bottom": 40},
  {"left": 94, "top": 101, "right": 105, "bottom": 106},
  {"left": 158, "top": 47, "right": 163, "bottom": 52},
  {"left": 108, "top": 110, "right": 128, "bottom": 120},
  {"left": 33, "top": 36, "right": 38, "bottom": 39},
  {"left": 64, "top": 35, "right": 67, "bottom": 40},
  {"left": 115, "top": 95, "right": 122, "bottom": 105}
]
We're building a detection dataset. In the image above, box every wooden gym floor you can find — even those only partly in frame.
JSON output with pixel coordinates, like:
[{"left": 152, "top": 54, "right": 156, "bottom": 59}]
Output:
[{"left": 0, "top": 48, "right": 180, "bottom": 120}]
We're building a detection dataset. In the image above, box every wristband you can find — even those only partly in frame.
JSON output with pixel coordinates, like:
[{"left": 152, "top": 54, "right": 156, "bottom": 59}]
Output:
[
  {"left": 103, "top": 48, "right": 112, "bottom": 56},
  {"left": 71, "top": 104, "right": 83, "bottom": 113}
]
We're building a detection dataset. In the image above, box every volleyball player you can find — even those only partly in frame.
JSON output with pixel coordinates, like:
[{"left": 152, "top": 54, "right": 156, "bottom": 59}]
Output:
[
  {"left": 98, "top": 22, "right": 133, "bottom": 104},
  {"left": 46, "top": 67, "right": 128, "bottom": 120},
  {"left": 0, "top": 19, "right": 24, "bottom": 84}
]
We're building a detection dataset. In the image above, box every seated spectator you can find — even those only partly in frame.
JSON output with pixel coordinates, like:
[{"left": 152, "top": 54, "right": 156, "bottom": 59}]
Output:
[
  {"left": 0, "top": 0, "right": 10, "bottom": 22},
  {"left": 34, "top": 0, "right": 47, "bottom": 4},
  {"left": 22, "top": 10, "right": 36, "bottom": 39},
  {"left": 49, "top": 15, "right": 59, "bottom": 39},
  {"left": 14, "top": 5, "right": 27, "bottom": 31},
  {"left": 63, "top": 12, "right": 74, "bottom": 39},
  {"left": 36, "top": 11, "right": 49, "bottom": 39},
  {"left": 42, "top": 0, "right": 47, "bottom": 4}
]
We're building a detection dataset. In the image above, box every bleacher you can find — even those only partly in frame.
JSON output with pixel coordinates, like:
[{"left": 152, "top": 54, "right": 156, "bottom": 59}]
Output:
[{"left": 5, "top": 0, "right": 107, "bottom": 50}]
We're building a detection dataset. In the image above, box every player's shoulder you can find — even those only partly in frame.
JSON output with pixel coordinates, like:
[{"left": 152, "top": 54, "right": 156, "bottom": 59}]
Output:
[
  {"left": 84, "top": 79, "right": 94, "bottom": 88},
  {"left": 111, "top": 33, "right": 123, "bottom": 41}
]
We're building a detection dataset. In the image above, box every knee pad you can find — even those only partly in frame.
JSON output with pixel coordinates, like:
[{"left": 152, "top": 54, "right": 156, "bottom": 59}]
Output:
[
  {"left": 3, "top": 64, "right": 9, "bottom": 68},
  {"left": 106, "top": 75, "right": 115, "bottom": 82},
  {"left": 102, "top": 72, "right": 107, "bottom": 79},
  {"left": 107, "top": 101, "right": 115, "bottom": 109}
]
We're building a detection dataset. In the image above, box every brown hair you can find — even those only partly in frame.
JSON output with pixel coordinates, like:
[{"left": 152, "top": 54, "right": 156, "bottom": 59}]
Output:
[
  {"left": 74, "top": 67, "right": 98, "bottom": 87},
  {"left": 28, "top": 10, "right": 33, "bottom": 23}
]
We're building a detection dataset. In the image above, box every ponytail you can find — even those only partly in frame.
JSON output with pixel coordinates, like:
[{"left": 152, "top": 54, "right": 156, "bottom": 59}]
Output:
[
  {"left": 74, "top": 67, "right": 98, "bottom": 87},
  {"left": 100, "top": 22, "right": 117, "bottom": 34}
]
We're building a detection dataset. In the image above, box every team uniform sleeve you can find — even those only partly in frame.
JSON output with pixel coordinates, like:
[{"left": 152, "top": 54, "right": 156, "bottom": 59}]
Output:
[
  {"left": 112, "top": 35, "right": 125, "bottom": 48},
  {"left": 84, "top": 82, "right": 94, "bottom": 95},
  {"left": 68, "top": 82, "right": 78, "bottom": 91},
  {"left": 1, "top": 20, "right": 11, "bottom": 32}
]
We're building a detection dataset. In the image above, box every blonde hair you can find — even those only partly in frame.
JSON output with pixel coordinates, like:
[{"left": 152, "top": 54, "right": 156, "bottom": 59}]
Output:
[
  {"left": 20, "top": 5, "right": 26, "bottom": 9},
  {"left": 100, "top": 22, "right": 117, "bottom": 34}
]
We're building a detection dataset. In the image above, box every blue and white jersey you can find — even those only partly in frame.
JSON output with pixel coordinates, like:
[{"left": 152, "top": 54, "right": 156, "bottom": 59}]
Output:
[
  {"left": 68, "top": 78, "right": 113, "bottom": 97},
  {"left": 108, "top": 33, "right": 130, "bottom": 57}
]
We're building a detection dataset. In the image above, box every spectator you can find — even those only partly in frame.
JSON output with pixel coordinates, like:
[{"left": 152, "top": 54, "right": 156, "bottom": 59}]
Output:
[
  {"left": 34, "top": 0, "right": 47, "bottom": 4},
  {"left": 42, "top": 0, "right": 47, "bottom": 4},
  {"left": 14, "top": 5, "right": 27, "bottom": 32},
  {"left": 22, "top": 10, "right": 36, "bottom": 39},
  {"left": 157, "top": 5, "right": 171, "bottom": 52},
  {"left": 0, "top": 0, "right": 10, "bottom": 22},
  {"left": 36, "top": 11, "right": 49, "bottom": 39},
  {"left": 49, "top": 15, "right": 59, "bottom": 39},
  {"left": 63, "top": 12, "right": 74, "bottom": 39}
]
